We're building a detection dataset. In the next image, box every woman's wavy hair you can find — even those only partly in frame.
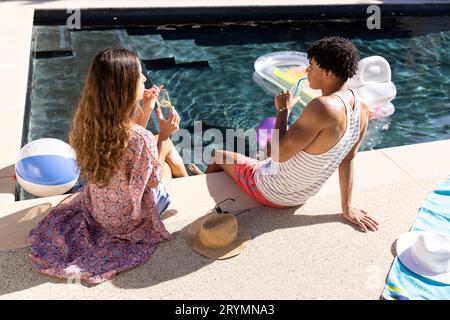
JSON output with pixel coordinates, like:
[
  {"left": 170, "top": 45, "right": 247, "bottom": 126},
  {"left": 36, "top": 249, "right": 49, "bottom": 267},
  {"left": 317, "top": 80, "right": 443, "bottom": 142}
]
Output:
[{"left": 69, "top": 48, "right": 141, "bottom": 187}]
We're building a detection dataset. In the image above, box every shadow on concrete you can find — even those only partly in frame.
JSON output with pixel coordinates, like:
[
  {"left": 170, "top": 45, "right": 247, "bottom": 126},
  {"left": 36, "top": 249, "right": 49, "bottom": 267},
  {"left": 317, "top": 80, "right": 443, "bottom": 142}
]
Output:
[
  {"left": 0, "top": 164, "right": 14, "bottom": 178},
  {"left": 0, "top": 202, "right": 52, "bottom": 252},
  {"left": 0, "top": 172, "right": 356, "bottom": 294},
  {"left": 0, "top": 247, "right": 60, "bottom": 296},
  {"left": 390, "top": 239, "right": 398, "bottom": 258},
  {"left": 204, "top": 171, "right": 260, "bottom": 211},
  {"left": 111, "top": 207, "right": 347, "bottom": 289},
  {"left": 0, "top": 194, "right": 88, "bottom": 296},
  {"left": 111, "top": 169, "right": 368, "bottom": 289}
]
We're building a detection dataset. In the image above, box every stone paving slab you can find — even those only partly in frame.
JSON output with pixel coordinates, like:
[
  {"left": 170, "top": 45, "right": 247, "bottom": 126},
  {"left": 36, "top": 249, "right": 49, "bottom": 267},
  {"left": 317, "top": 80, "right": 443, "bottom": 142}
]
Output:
[{"left": 381, "top": 140, "right": 450, "bottom": 180}]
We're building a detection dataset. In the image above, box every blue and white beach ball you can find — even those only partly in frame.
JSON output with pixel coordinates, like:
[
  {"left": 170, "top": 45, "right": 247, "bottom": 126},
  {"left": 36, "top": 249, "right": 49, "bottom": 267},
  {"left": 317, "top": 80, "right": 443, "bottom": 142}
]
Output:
[{"left": 15, "top": 138, "right": 80, "bottom": 197}]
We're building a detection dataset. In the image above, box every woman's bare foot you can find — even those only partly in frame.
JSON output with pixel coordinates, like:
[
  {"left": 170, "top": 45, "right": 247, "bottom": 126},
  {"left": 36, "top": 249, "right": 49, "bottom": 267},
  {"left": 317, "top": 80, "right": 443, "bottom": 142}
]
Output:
[{"left": 185, "top": 163, "right": 204, "bottom": 176}]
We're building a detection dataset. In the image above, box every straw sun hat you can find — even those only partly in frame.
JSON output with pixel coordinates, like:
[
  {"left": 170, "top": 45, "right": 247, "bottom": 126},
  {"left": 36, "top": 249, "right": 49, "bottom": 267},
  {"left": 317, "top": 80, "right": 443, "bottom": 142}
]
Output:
[
  {"left": 396, "top": 231, "right": 450, "bottom": 284},
  {"left": 186, "top": 200, "right": 251, "bottom": 260}
]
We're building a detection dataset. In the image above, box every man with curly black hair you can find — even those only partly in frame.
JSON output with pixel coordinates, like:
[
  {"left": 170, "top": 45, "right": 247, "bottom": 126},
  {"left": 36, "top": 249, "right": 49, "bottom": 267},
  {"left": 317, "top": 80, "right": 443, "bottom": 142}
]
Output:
[
  {"left": 306, "top": 36, "right": 360, "bottom": 81},
  {"left": 207, "top": 37, "right": 378, "bottom": 233}
]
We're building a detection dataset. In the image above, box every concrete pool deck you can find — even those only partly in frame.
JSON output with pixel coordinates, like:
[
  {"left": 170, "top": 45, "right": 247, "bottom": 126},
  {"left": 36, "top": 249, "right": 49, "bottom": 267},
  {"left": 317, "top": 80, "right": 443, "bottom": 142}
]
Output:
[
  {"left": 0, "top": 147, "right": 449, "bottom": 299},
  {"left": 0, "top": 0, "right": 449, "bottom": 299}
]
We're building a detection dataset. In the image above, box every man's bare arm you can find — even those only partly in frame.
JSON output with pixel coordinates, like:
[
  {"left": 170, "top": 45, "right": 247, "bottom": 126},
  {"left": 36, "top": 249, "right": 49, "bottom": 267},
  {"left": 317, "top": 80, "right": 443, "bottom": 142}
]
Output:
[
  {"left": 338, "top": 119, "right": 367, "bottom": 213},
  {"left": 338, "top": 102, "right": 379, "bottom": 232},
  {"left": 271, "top": 98, "right": 330, "bottom": 162},
  {"left": 266, "top": 108, "right": 289, "bottom": 157}
]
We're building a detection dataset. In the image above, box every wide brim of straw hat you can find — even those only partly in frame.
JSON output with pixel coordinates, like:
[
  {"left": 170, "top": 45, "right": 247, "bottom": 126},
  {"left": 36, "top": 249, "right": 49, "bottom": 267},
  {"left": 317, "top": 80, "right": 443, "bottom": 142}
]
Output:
[
  {"left": 397, "top": 231, "right": 450, "bottom": 285},
  {"left": 186, "top": 212, "right": 251, "bottom": 260}
]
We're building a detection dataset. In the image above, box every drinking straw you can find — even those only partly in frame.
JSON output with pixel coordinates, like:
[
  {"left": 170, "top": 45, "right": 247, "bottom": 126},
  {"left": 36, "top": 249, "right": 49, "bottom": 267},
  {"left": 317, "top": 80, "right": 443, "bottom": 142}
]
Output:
[{"left": 293, "top": 77, "right": 307, "bottom": 97}]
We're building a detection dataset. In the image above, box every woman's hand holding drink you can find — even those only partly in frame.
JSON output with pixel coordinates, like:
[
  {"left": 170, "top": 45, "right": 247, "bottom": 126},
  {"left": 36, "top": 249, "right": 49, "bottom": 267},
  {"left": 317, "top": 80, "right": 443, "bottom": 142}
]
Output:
[
  {"left": 142, "top": 85, "right": 163, "bottom": 113},
  {"left": 156, "top": 89, "right": 180, "bottom": 141},
  {"left": 157, "top": 89, "right": 172, "bottom": 109}
]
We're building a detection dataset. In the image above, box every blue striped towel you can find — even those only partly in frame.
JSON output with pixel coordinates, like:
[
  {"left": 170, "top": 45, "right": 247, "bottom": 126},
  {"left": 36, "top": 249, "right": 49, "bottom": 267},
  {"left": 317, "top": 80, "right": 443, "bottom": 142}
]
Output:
[{"left": 381, "top": 176, "right": 450, "bottom": 300}]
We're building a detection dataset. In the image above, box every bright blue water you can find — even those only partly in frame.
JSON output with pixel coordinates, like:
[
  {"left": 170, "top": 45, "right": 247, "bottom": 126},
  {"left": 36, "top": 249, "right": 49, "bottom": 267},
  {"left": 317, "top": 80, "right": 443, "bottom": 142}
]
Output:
[
  {"left": 25, "top": 16, "right": 450, "bottom": 199},
  {"left": 137, "top": 17, "right": 450, "bottom": 158}
]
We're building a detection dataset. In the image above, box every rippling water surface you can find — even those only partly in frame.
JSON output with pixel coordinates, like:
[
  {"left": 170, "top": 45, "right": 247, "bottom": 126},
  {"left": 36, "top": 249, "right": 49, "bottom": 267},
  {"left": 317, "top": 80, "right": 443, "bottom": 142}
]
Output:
[
  {"left": 140, "top": 18, "right": 450, "bottom": 155},
  {"left": 23, "top": 16, "right": 450, "bottom": 198}
]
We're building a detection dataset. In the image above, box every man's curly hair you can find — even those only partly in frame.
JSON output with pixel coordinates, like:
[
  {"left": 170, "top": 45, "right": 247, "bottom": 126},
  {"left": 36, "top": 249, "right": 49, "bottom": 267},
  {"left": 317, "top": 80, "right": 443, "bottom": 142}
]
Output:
[{"left": 307, "top": 37, "right": 360, "bottom": 81}]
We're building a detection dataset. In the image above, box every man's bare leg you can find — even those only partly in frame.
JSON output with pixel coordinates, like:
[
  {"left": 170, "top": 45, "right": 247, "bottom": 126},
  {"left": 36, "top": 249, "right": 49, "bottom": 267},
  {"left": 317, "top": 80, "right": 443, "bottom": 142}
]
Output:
[{"left": 205, "top": 149, "right": 254, "bottom": 179}]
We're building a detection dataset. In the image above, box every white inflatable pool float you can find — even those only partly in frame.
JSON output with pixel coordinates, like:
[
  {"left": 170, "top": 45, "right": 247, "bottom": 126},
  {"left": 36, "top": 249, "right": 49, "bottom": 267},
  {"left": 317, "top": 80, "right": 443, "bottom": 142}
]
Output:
[{"left": 254, "top": 51, "right": 397, "bottom": 119}]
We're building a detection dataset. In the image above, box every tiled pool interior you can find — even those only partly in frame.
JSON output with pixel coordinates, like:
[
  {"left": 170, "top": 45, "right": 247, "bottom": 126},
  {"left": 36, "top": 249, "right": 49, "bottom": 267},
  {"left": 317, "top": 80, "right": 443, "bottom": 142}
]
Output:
[{"left": 21, "top": 15, "right": 450, "bottom": 199}]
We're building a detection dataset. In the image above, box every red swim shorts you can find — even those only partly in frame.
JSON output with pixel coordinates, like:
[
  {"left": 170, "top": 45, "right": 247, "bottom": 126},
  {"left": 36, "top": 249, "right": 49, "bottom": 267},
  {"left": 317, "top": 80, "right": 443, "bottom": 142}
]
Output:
[{"left": 233, "top": 159, "right": 287, "bottom": 209}]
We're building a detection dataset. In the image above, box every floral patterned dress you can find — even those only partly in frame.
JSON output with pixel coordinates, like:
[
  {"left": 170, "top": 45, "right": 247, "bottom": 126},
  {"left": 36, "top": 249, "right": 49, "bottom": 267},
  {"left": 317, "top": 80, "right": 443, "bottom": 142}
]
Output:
[{"left": 28, "top": 124, "right": 171, "bottom": 284}]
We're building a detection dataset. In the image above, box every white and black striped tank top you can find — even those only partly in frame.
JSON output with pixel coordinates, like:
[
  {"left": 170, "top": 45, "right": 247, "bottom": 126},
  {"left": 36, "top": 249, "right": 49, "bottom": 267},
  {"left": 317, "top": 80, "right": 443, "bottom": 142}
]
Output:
[{"left": 255, "top": 89, "right": 361, "bottom": 207}]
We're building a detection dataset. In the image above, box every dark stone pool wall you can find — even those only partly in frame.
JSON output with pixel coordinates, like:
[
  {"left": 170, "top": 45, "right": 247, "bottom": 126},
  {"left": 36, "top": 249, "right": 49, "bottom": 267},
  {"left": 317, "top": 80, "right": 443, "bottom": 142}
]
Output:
[{"left": 33, "top": 4, "right": 450, "bottom": 27}]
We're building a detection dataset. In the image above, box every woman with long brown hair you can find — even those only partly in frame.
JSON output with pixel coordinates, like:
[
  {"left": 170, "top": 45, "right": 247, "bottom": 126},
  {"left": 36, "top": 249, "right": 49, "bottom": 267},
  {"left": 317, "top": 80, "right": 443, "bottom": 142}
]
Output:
[{"left": 28, "top": 48, "right": 188, "bottom": 284}]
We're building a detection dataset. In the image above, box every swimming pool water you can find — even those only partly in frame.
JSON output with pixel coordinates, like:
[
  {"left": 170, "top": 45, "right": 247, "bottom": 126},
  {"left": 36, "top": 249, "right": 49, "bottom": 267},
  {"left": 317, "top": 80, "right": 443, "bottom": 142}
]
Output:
[
  {"left": 135, "top": 17, "right": 450, "bottom": 154},
  {"left": 22, "top": 15, "right": 450, "bottom": 198}
]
